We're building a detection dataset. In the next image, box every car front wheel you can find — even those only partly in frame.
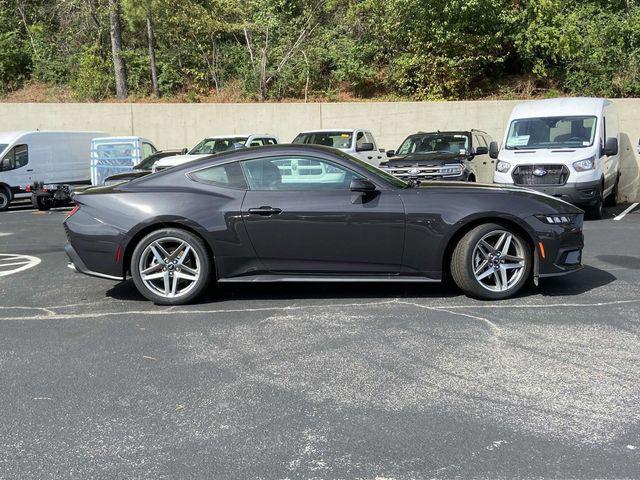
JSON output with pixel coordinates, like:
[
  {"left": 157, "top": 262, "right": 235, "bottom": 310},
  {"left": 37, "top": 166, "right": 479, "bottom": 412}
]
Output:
[
  {"left": 451, "top": 223, "right": 532, "bottom": 300},
  {"left": 131, "top": 228, "right": 211, "bottom": 305}
]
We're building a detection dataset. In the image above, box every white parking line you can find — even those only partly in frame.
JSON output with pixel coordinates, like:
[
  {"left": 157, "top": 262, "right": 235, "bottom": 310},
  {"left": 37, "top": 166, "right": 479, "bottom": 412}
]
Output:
[
  {"left": 0, "top": 254, "right": 41, "bottom": 277},
  {"left": 614, "top": 202, "right": 639, "bottom": 221}
]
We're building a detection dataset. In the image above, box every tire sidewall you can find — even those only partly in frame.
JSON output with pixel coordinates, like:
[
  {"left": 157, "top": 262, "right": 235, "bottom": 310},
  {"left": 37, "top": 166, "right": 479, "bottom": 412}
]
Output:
[
  {"left": 131, "top": 228, "right": 211, "bottom": 305},
  {"left": 0, "top": 187, "right": 11, "bottom": 211},
  {"left": 456, "top": 223, "right": 532, "bottom": 300}
]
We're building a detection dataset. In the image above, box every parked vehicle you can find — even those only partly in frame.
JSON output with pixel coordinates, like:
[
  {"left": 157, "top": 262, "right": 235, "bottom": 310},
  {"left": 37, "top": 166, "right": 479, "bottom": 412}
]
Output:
[
  {"left": 103, "top": 150, "right": 185, "bottom": 185},
  {"left": 0, "top": 130, "right": 106, "bottom": 211},
  {"left": 492, "top": 97, "right": 620, "bottom": 219},
  {"left": 91, "top": 136, "right": 158, "bottom": 186},
  {"left": 65, "top": 144, "right": 584, "bottom": 305},
  {"left": 292, "top": 129, "right": 385, "bottom": 166},
  {"left": 152, "top": 134, "right": 278, "bottom": 172},
  {"left": 380, "top": 130, "right": 495, "bottom": 183}
]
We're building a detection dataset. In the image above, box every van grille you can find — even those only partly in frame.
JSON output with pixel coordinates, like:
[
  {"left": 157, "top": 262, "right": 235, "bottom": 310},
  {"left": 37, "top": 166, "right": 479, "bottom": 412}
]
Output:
[{"left": 512, "top": 165, "right": 569, "bottom": 186}]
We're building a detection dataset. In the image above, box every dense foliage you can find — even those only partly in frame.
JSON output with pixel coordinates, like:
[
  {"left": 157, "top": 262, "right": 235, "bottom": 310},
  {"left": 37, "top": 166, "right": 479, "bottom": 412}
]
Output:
[{"left": 0, "top": 0, "right": 638, "bottom": 101}]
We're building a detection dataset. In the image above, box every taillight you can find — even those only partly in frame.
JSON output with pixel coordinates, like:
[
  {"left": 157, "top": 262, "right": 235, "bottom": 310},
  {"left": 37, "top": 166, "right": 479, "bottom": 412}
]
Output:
[{"left": 67, "top": 204, "right": 80, "bottom": 218}]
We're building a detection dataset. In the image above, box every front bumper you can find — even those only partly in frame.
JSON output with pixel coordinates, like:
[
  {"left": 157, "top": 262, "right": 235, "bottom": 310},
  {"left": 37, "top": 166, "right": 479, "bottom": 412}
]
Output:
[
  {"left": 525, "top": 215, "right": 585, "bottom": 278},
  {"left": 496, "top": 180, "right": 601, "bottom": 207}
]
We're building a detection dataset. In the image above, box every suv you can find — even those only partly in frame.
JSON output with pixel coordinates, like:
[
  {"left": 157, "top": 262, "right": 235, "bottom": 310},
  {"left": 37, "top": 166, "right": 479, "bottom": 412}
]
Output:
[{"left": 380, "top": 130, "right": 495, "bottom": 183}]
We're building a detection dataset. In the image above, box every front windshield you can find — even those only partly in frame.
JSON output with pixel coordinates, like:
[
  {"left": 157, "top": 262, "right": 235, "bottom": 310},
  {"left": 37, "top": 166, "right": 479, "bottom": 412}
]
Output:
[
  {"left": 293, "top": 132, "right": 353, "bottom": 149},
  {"left": 190, "top": 137, "right": 248, "bottom": 155},
  {"left": 505, "top": 116, "right": 597, "bottom": 150},
  {"left": 135, "top": 154, "right": 163, "bottom": 170},
  {"left": 398, "top": 133, "right": 469, "bottom": 155},
  {"left": 332, "top": 150, "right": 408, "bottom": 189}
]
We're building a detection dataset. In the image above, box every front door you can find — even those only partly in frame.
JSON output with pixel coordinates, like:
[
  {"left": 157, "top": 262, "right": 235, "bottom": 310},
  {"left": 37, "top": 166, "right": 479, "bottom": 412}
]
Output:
[{"left": 240, "top": 155, "right": 405, "bottom": 274}]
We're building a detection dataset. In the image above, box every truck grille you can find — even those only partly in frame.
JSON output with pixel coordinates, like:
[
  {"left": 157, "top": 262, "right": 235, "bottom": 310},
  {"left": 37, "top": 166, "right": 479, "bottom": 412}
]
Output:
[
  {"left": 512, "top": 165, "right": 569, "bottom": 186},
  {"left": 386, "top": 164, "right": 460, "bottom": 181}
]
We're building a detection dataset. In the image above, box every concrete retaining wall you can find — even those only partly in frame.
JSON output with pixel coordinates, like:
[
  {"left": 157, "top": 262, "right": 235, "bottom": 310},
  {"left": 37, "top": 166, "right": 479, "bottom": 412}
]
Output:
[{"left": 0, "top": 100, "right": 638, "bottom": 201}]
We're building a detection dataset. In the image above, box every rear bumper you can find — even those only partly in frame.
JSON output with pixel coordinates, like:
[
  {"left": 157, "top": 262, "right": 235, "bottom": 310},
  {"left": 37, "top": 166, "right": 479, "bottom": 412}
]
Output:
[{"left": 65, "top": 243, "right": 124, "bottom": 281}]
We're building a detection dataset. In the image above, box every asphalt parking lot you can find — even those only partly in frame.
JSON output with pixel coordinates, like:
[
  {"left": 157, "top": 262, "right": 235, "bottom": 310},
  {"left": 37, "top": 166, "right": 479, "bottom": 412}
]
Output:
[{"left": 0, "top": 199, "right": 639, "bottom": 479}]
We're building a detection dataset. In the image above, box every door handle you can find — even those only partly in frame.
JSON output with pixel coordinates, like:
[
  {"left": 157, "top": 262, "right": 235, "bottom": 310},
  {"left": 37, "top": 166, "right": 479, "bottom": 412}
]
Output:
[
  {"left": 27, "top": 169, "right": 34, "bottom": 172},
  {"left": 248, "top": 206, "right": 282, "bottom": 216}
]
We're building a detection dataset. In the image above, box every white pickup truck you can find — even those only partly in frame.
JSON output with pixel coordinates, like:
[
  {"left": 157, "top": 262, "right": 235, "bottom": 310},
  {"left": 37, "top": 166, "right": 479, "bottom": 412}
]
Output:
[{"left": 292, "top": 129, "right": 385, "bottom": 166}]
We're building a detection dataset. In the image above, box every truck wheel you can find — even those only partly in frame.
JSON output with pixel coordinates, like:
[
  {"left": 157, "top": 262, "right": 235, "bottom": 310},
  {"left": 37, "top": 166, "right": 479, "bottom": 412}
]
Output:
[
  {"left": 586, "top": 188, "right": 604, "bottom": 220},
  {"left": 451, "top": 223, "right": 532, "bottom": 300},
  {"left": 605, "top": 175, "right": 619, "bottom": 208},
  {"left": 0, "top": 187, "right": 11, "bottom": 212},
  {"left": 31, "top": 195, "right": 51, "bottom": 211}
]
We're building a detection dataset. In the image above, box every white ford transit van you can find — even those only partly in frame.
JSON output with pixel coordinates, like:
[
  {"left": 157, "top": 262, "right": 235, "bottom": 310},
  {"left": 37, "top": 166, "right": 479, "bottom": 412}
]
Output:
[
  {"left": 492, "top": 98, "right": 620, "bottom": 218},
  {"left": 0, "top": 131, "right": 106, "bottom": 211}
]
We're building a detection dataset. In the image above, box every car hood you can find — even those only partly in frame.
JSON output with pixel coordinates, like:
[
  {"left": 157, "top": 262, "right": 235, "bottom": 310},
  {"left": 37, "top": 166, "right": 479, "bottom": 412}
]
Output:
[
  {"left": 384, "top": 152, "right": 465, "bottom": 166},
  {"left": 407, "top": 181, "right": 583, "bottom": 214}
]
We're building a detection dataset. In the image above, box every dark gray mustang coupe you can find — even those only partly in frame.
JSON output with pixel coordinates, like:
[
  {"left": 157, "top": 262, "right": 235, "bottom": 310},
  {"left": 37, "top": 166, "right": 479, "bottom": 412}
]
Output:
[{"left": 64, "top": 145, "right": 584, "bottom": 305}]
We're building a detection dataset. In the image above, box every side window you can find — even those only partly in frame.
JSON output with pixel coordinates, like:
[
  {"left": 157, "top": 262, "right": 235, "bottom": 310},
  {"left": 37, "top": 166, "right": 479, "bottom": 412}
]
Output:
[
  {"left": 249, "top": 138, "right": 264, "bottom": 147},
  {"left": 261, "top": 138, "right": 277, "bottom": 145},
  {"left": 0, "top": 145, "right": 28, "bottom": 171},
  {"left": 142, "top": 143, "right": 155, "bottom": 159},
  {"left": 243, "top": 156, "right": 361, "bottom": 191},
  {"left": 364, "top": 132, "right": 376, "bottom": 147},
  {"left": 355, "top": 131, "right": 366, "bottom": 149},
  {"left": 188, "top": 162, "right": 247, "bottom": 189}
]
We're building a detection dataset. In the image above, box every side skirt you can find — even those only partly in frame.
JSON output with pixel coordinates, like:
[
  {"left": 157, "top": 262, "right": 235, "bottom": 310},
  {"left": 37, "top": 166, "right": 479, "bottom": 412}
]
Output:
[{"left": 219, "top": 274, "right": 441, "bottom": 283}]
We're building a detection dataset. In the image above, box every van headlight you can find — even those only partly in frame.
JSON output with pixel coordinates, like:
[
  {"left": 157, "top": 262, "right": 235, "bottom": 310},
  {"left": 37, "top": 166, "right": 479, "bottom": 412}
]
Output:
[
  {"left": 496, "top": 161, "right": 511, "bottom": 173},
  {"left": 573, "top": 157, "right": 595, "bottom": 172}
]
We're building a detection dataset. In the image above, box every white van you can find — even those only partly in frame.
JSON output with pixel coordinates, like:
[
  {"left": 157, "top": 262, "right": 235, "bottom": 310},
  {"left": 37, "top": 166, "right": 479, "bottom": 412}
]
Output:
[
  {"left": 0, "top": 131, "right": 106, "bottom": 211},
  {"left": 152, "top": 134, "right": 278, "bottom": 173},
  {"left": 492, "top": 98, "right": 620, "bottom": 218},
  {"left": 91, "top": 136, "right": 157, "bottom": 185}
]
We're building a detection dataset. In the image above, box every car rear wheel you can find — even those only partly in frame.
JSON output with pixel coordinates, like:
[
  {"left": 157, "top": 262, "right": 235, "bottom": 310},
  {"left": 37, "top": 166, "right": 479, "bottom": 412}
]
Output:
[
  {"left": 131, "top": 228, "right": 211, "bottom": 305},
  {"left": 0, "top": 187, "right": 10, "bottom": 212},
  {"left": 451, "top": 223, "right": 532, "bottom": 300}
]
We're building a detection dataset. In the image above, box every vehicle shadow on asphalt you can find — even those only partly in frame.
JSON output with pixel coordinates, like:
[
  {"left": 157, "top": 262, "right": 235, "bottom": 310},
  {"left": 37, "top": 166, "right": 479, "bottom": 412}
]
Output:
[
  {"left": 105, "top": 265, "right": 614, "bottom": 304},
  {"left": 533, "top": 265, "right": 616, "bottom": 297}
]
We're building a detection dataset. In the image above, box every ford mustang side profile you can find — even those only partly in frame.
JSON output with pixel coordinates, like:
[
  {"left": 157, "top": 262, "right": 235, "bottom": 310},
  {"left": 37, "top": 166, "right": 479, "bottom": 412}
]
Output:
[{"left": 64, "top": 145, "right": 584, "bottom": 305}]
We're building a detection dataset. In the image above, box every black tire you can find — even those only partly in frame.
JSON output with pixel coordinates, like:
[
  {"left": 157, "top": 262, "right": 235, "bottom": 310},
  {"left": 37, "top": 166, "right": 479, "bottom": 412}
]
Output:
[
  {"left": 586, "top": 187, "right": 604, "bottom": 220},
  {"left": 450, "top": 223, "right": 532, "bottom": 300},
  {"left": 0, "top": 187, "right": 10, "bottom": 212},
  {"left": 31, "top": 195, "right": 52, "bottom": 211},
  {"left": 605, "top": 175, "right": 619, "bottom": 208},
  {"left": 131, "top": 228, "right": 212, "bottom": 305},
  {"left": 467, "top": 175, "right": 476, "bottom": 183}
]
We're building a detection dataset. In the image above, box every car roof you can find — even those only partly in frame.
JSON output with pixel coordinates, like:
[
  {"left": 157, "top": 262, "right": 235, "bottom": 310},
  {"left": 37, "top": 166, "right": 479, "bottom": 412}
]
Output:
[
  {"left": 296, "top": 129, "right": 361, "bottom": 134},
  {"left": 510, "top": 97, "right": 609, "bottom": 119},
  {"left": 407, "top": 131, "right": 473, "bottom": 137},
  {"left": 0, "top": 131, "right": 106, "bottom": 143},
  {"left": 198, "top": 134, "right": 275, "bottom": 139}
]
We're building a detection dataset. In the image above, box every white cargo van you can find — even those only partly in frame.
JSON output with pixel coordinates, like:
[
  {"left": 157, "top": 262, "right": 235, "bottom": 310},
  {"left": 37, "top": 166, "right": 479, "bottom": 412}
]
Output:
[
  {"left": 492, "top": 98, "right": 620, "bottom": 219},
  {"left": 90, "top": 136, "right": 158, "bottom": 185},
  {"left": 0, "top": 131, "right": 106, "bottom": 211}
]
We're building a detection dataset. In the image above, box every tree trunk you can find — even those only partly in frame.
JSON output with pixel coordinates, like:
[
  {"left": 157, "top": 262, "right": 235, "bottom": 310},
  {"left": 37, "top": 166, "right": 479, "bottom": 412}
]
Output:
[
  {"left": 108, "top": 0, "right": 127, "bottom": 99},
  {"left": 147, "top": 16, "right": 159, "bottom": 97}
]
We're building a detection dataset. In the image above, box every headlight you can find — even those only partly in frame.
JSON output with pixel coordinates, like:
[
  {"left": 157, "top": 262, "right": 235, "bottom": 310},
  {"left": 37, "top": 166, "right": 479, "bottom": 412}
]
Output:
[
  {"left": 496, "top": 161, "right": 511, "bottom": 173},
  {"left": 535, "top": 214, "right": 577, "bottom": 225},
  {"left": 439, "top": 164, "right": 464, "bottom": 175},
  {"left": 573, "top": 157, "right": 595, "bottom": 172}
]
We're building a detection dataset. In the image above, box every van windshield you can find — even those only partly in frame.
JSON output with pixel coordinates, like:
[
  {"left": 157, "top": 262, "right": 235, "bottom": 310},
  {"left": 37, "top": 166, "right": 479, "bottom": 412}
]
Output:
[
  {"left": 505, "top": 116, "right": 597, "bottom": 150},
  {"left": 0, "top": 144, "right": 8, "bottom": 156},
  {"left": 190, "top": 137, "right": 248, "bottom": 154}
]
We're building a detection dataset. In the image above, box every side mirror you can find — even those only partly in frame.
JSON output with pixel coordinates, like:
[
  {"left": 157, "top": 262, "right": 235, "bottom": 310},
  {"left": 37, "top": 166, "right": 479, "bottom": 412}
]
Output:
[
  {"left": 181, "top": 147, "right": 189, "bottom": 155},
  {"left": 386, "top": 149, "right": 396, "bottom": 158},
  {"left": 356, "top": 142, "right": 375, "bottom": 153},
  {"left": 489, "top": 141, "right": 499, "bottom": 159},
  {"left": 474, "top": 146, "right": 489, "bottom": 156},
  {"left": 603, "top": 137, "right": 618, "bottom": 157},
  {"left": 350, "top": 178, "right": 376, "bottom": 193}
]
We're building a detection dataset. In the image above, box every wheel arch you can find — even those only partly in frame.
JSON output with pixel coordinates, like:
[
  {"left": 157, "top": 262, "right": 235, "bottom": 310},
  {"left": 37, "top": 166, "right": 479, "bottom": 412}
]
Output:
[
  {"left": 122, "top": 221, "right": 215, "bottom": 278},
  {"left": 441, "top": 215, "right": 537, "bottom": 281}
]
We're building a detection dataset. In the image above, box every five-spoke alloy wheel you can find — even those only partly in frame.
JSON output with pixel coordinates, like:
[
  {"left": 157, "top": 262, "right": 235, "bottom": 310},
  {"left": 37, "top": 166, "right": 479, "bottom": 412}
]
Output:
[
  {"left": 131, "top": 228, "right": 211, "bottom": 305},
  {"left": 451, "top": 223, "right": 532, "bottom": 300}
]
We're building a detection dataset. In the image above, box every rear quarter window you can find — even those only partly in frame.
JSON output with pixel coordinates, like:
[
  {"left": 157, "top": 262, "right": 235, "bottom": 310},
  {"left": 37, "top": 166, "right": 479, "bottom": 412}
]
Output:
[{"left": 188, "top": 162, "right": 247, "bottom": 189}]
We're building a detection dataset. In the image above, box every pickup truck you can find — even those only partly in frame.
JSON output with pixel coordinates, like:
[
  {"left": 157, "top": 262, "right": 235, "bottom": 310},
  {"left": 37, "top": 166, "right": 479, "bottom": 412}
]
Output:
[{"left": 292, "top": 129, "right": 385, "bottom": 166}]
